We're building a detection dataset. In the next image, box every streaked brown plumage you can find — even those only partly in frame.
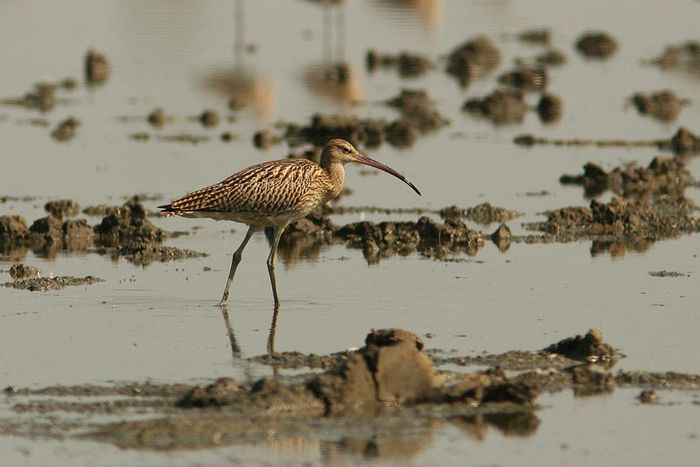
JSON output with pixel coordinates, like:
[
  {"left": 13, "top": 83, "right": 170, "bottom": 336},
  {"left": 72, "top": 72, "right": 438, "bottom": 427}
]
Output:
[{"left": 160, "top": 138, "right": 420, "bottom": 307}]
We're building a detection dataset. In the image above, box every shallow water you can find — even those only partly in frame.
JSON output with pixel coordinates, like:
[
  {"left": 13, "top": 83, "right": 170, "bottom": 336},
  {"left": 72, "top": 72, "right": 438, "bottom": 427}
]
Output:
[{"left": 1, "top": 0, "right": 699, "bottom": 465}]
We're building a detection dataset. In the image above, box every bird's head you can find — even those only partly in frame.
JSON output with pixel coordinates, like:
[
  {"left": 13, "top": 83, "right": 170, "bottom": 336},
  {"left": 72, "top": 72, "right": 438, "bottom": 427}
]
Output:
[{"left": 322, "top": 138, "right": 421, "bottom": 196}]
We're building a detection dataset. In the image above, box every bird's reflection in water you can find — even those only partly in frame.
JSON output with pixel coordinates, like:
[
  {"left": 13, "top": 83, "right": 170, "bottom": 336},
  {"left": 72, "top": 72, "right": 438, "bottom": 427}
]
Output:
[
  {"left": 301, "top": 0, "right": 363, "bottom": 104},
  {"left": 219, "top": 306, "right": 241, "bottom": 359},
  {"left": 449, "top": 411, "right": 540, "bottom": 440},
  {"left": 375, "top": 0, "right": 443, "bottom": 31},
  {"left": 318, "top": 411, "right": 539, "bottom": 463},
  {"left": 218, "top": 302, "right": 280, "bottom": 365},
  {"left": 200, "top": 0, "right": 276, "bottom": 121}
]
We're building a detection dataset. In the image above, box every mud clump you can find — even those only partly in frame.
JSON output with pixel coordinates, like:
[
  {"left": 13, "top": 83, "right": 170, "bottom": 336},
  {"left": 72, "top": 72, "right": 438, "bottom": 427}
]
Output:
[
  {"left": 543, "top": 329, "right": 618, "bottom": 363},
  {"left": 631, "top": 90, "right": 685, "bottom": 122},
  {"left": 253, "top": 129, "right": 283, "bottom": 149},
  {"left": 0, "top": 83, "right": 57, "bottom": 112},
  {"left": 198, "top": 109, "right": 219, "bottom": 128},
  {"left": 366, "top": 50, "right": 433, "bottom": 78},
  {"left": 337, "top": 216, "right": 484, "bottom": 262},
  {"left": 178, "top": 329, "right": 534, "bottom": 417},
  {"left": 45, "top": 199, "right": 80, "bottom": 218},
  {"left": 498, "top": 66, "right": 547, "bottom": 92},
  {"left": 287, "top": 90, "right": 447, "bottom": 149},
  {"left": 94, "top": 198, "right": 165, "bottom": 249},
  {"left": 491, "top": 224, "right": 512, "bottom": 251},
  {"left": 0, "top": 215, "right": 29, "bottom": 244},
  {"left": 515, "top": 127, "right": 700, "bottom": 156},
  {"left": 51, "top": 117, "right": 79, "bottom": 141},
  {"left": 536, "top": 49, "right": 567, "bottom": 67},
  {"left": 575, "top": 32, "right": 618, "bottom": 59},
  {"left": 385, "top": 89, "right": 449, "bottom": 133},
  {"left": 649, "top": 41, "right": 700, "bottom": 71},
  {"left": 440, "top": 202, "right": 523, "bottom": 225},
  {"left": 537, "top": 93, "right": 563, "bottom": 123},
  {"left": 517, "top": 29, "right": 550, "bottom": 45},
  {"left": 463, "top": 90, "right": 526, "bottom": 124},
  {"left": 446, "top": 36, "right": 501, "bottom": 87},
  {"left": 9, "top": 263, "right": 39, "bottom": 280},
  {"left": 3, "top": 264, "right": 104, "bottom": 292},
  {"left": 528, "top": 196, "right": 699, "bottom": 242},
  {"left": 85, "top": 49, "right": 110, "bottom": 84},
  {"left": 560, "top": 156, "right": 693, "bottom": 198},
  {"left": 147, "top": 108, "right": 166, "bottom": 128},
  {"left": 118, "top": 245, "right": 208, "bottom": 266}
]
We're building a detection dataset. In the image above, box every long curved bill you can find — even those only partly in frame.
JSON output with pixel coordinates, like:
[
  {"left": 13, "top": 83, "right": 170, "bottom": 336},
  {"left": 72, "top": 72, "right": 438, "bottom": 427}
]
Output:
[{"left": 354, "top": 153, "right": 422, "bottom": 196}]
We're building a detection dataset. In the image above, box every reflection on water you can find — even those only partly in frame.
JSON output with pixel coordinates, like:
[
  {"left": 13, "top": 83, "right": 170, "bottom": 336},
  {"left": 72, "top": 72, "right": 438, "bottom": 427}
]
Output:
[
  {"left": 200, "top": 0, "right": 276, "bottom": 120},
  {"left": 300, "top": 0, "right": 363, "bottom": 103},
  {"left": 376, "top": 0, "right": 443, "bottom": 30}
]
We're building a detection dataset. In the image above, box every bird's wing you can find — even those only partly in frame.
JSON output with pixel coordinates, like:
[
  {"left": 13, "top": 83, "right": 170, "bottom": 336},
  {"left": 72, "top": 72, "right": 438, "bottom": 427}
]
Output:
[{"left": 160, "top": 159, "right": 325, "bottom": 216}]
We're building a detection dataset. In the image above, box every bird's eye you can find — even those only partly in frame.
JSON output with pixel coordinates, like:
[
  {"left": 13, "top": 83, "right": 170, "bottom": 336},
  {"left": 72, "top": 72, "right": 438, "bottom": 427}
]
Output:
[{"left": 341, "top": 146, "right": 351, "bottom": 154}]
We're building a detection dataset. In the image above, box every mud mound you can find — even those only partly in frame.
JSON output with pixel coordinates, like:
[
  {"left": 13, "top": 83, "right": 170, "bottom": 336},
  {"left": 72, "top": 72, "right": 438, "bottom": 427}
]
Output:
[
  {"left": 576, "top": 32, "right": 617, "bottom": 59},
  {"left": 631, "top": 90, "right": 686, "bottom": 122},
  {"left": 463, "top": 90, "right": 527, "bottom": 124},
  {"left": 45, "top": 199, "right": 80, "bottom": 218},
  {"left": 560, "top": 156, "right": 694, "bottom": 198},
  {"left": 94, "top": 198, "right": 165, "bottom": 248},
  {"left": 446, "top": 36, "right": 501, "bottom": 87},
  {"left": 367, "top": 50, "right": 433, "bottom": 78},
  {"left": 3, "top": 263, "right": 103, "bottom": 292},
  {"left": 543, "top": 329, "right": 617, "bottom": 363}
]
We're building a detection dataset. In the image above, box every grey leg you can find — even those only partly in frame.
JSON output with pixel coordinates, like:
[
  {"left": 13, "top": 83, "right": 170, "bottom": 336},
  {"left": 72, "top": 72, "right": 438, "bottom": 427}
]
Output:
[
  {"left": 266, "top": 225, "right": 287, "bottom": 306},
  {"left": 218, "top": 225, "right": 257, "bottom": 307}
]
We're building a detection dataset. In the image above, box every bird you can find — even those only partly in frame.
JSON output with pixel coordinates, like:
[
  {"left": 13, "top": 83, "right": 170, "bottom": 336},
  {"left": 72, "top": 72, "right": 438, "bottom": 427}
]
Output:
[{"left": 159, "top": 138, "right": 421, "bottom": 307}]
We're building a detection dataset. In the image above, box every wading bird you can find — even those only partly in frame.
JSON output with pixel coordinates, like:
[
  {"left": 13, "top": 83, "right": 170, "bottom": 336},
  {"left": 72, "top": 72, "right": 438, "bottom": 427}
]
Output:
[{"left": 159, "top": 138, "right": 421, "bottom": 307}]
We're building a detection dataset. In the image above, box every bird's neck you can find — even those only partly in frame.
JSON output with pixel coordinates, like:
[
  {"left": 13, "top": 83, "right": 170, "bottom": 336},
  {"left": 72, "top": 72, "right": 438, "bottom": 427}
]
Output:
[{"left": 321, "top": 158, "right": 345, "bottom": 200}]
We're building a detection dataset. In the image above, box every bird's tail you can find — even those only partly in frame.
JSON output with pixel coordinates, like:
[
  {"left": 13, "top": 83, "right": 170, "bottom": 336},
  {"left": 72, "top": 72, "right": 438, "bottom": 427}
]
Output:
[{"left": 158, "top": 204, "right": 183, "bottom": 217}]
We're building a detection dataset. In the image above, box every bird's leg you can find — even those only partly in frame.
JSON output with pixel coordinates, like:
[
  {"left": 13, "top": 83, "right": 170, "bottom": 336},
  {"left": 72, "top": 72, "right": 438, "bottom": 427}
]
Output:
[
  {"left": 266, "top": 225, "right": 287, "bottom": 307},
  {"left": 218, "top": 225, "right": 257, "bottom": 307}
]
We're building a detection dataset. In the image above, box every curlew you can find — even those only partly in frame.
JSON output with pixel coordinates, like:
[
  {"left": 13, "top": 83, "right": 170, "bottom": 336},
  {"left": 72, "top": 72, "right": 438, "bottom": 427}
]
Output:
[{"left": 159, "top": 138, "right": 421, "bottom": 307}]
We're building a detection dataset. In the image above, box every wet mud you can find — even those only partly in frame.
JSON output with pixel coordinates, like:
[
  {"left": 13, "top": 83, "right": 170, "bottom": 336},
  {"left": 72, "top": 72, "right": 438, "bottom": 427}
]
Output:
[
  {"left": 446, "top": 36, "right": 501, "bottom": 87},
  {"left": 366, "top": 50, "right": 433, "bottom": 78},
  {"left": 560, "top": 155, "right": 695, "bottom": 198},
  {"left": 3, "top": 263, "right": 103, "bottom": 291},
  {"left": 2, "top": 328, "right": 698, "bottom": 451},
  {"left": 515, "top": 127, "right": 700, "bottom": 156},
  {"left": 648, "top": 40, "right": 700, "bottom": 71},
  {"left": 1, "top": 198, "right": 205, "bottom": 264},
  {"left": 575, "top": 32, "right": 618, "bottom": 59},
  {"left": 285, "top": 89, "right": 448, "bottom": 149},
  {"left": 630, "top": 90, "right": 687, "bottom": 122}
]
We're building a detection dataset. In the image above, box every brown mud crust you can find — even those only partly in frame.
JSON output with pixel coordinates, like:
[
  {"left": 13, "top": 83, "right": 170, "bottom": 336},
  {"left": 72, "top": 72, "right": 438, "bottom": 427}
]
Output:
[
  {"left": 147, "top": 108, "right": 167, "bottom": 128},
  {"left": 366, "top": 50, "right": 433, "bottom": 78},
  {"left": 3, "top": 328, "right": 699, "bottom": 451},
  {"left": 517, "top": 29, "right": 551, "bottom": 46},
  {"left": 537, "top": 93, "right": 563, "bottom": 123},
  {"left": 85, "top": 49, "right": 110, "bottom": 85},
  {"left": 498, "top": 66, "right": 547, "bottom": 92},
  {"left": 575, "top": 32, "right": 618, "bottom": 59},
  {"left": 559, "top": 155, "right": 695, "bottom": 198},
  {"left": 44, "top": 199, "right": 81, "bottom": 218},
  {"left": 439, "top": 202, "right": 523, "bottom": 225},
  {"left": 521, "top": 195, "right": 699, "bottom": 256},
  {"left": 514, "top": 127, "right": 700, "bottom": 156},
  {"left": 50, "top": 117, "right": 79, "bottom": 141},
  {"left": 253, "top": 129, "right": 283, "bottom": 149},
  {"left": 198, "top": 109, "right": 220, "bottom": 128},
  {"left": 463, "top": 89, "right": 527, "bottom": 124},
  {"left": 274, "top": 208, "right": 487, "bottom": 262},
  {"left": 446, "top": 36, "right": 501, "bottom": 87},
  {"left": 1, "top": 198, "right": 205, "bottom": 264},
  {"left": 648, "top": 41, "right": 700, "bottom": 71},
  {"left": 0, "top": 78, "right": 75, "bottom": 112},
  {"left": 285, "top": 89, "right": 448, "bottom": 149},
  {"left": 2, "top": 264, "right": 103, "bottom": 292},
  {"left": 648, "top": 270, "right": 688, "bottom": 278},
  {"left": 535, "top": 49, "right": 567, "bottom": 67},
  {"left": 630, "top": 90, "right": 687, "bottom": 122},
  {"left": 158, "top": 134, "right": 209, "bottom": 144}
]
